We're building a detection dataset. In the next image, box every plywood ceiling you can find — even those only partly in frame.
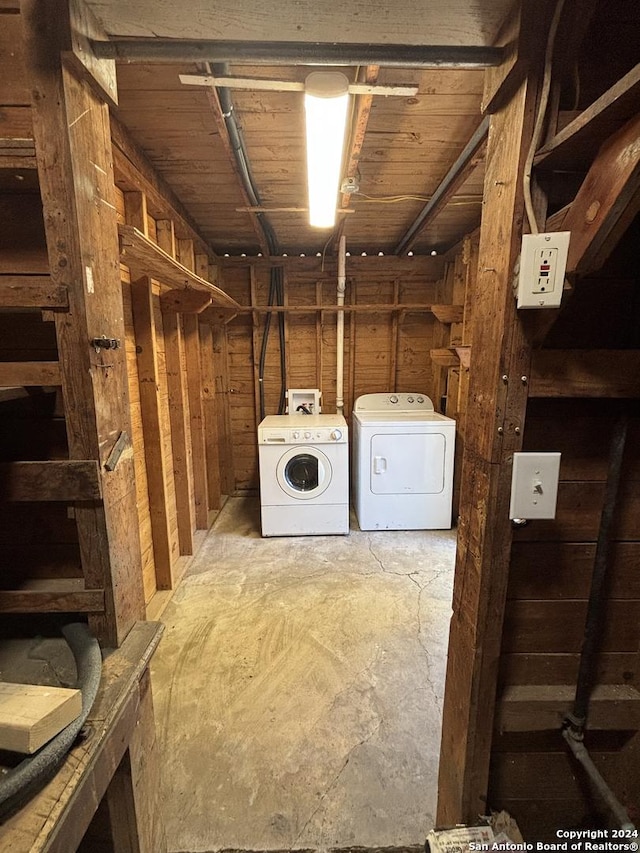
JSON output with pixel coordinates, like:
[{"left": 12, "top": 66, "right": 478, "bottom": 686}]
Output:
[{"left": 100, "top": 1, "right": 508, "bottom": 256}]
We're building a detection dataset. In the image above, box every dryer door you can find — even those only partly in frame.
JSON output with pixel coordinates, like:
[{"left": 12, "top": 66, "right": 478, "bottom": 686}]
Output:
[
  {"left": 276, "top": 446, "right": 333, "bottom": 500},
  {"left": 370, "top": 432, "right": 445, "bottom": 494}
]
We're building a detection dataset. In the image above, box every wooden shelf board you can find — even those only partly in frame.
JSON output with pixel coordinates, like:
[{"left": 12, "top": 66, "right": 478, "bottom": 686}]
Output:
[
  {"left": 535, "top": 63, "right": 640, "bottom": 172},
  {"left": 432, "top": 303, "right": 464, "bottom": 324},
  {"left": 118, "top": 224, "right": 239, "bottom": 309}
]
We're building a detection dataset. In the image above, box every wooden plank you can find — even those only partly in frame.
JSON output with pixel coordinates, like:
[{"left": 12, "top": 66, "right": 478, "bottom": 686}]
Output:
[
  {"left": 500, "top": 651, "right": 638, "bottom": 687},
  {"left": 131, "top": 276, "right": 173, "bottom": 590},
  {"left": 535, "top": 63, "right": 640, "bottom": 172},
  {"left": 199, "top": 323, "right": 222, "bottom": 510},
  {"left": 123, "top": 190, "right": 148, "bottom": 235},
  {"left": 183, "top": 315, "right": 209, "bottom": 529},
  {"left": 0, "top": 460, "right": 102, "bottom": 501},
  {"left": 0, "top": 275, "right": 68, "bottom": 310},
  {"left": 437, "top": 70, "right": 536, "bottom": 825},
  {"left": 0, "top": 683, "right": 82, "bottom": 754},
  {"left": 562, "top": 113, "right": 640, "bottom": 276},
  {"left": 156, "top": 219, "right": 176, "bottom": 258},
  {"left": 432, "top": 303, "right": 464, "bottom": 324},
  {"left": 162, "top": 310, "right": 194, "bottom": 555},
  {"left": 0, "top": 586, "right": 105, "bottom": 614},
  {"left": 340, "top": 65, "right": 378, "bottom": 209},
  {"left": 22, "top": 0, "right": 145, "bottom": 645},
  {"left": 118, "top": 224, "right": 238, "bottom": 307},
  {"left": 0, "top": 361, "right": 61, "bottom": 386},
  {"left": 529, "top": 350, "right": 640, "bottom": 397},
  {"left": 212, "top": 322, "right": 235, "bottom": 496},
  {"left": 496, "top": 684, "right": 640, "bottom": 733},
  {"left": 65, "top": 0, "right": 118, "bottom": 107}
]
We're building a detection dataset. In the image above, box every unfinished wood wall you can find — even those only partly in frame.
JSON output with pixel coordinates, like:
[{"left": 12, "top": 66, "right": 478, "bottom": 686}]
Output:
[
  {"left": 219, "top": 254, "right": 453, "bottom": 491},
  {"left": 489, "top": 227, "right": 640, "bottom": 836}
]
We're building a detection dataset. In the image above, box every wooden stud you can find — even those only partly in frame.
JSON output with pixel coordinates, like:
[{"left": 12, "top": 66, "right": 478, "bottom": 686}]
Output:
[
  {"left": 124, "top": 190, "right": 149, "bottom": 236},
  {"left": 389, "top": 279, "right": 399, "bottom": 389},
  {"left": 200, "top": 322, "right": 222, "bottom": 511},
  {"left": 131, "top": 275, "right": 174, "bottom": 590},
  {"left": 315, "top": 280, "right": 323, "bottom": 395},
  {"left": 183, "top": 314, "right": 209, "bottom": 528},
  {"left": 156, "top": 219, "right": 176, "bottom": 258},
  {"left": 212, "top": 322, "right": 235, "bottom": 496},
  {"left": 22, "top": 0, "right": 145, "bottom": 645},
  {"left": 162, "top": 309, "right": 194, "bottom": 555},
  {"left": 250, "top": 266, "right": 263, "bottom": 429}
]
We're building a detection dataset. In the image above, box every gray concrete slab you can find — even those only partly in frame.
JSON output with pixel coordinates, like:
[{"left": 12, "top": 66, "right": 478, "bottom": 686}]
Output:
[{"left": 152, "top": 497, "right": 456, "bottom": 852}]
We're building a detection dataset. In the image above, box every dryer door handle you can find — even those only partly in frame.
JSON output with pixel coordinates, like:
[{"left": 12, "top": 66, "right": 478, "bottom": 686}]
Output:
[{"left": 373, "top": 455, "right": 387, "bottom": 475}]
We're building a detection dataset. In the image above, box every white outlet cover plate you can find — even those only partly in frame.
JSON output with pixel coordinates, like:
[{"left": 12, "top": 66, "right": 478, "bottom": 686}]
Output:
[
  {"left": 510, "top": 451, "right": 561, "bottom": 520},
  {"left": 516, "top": 231, "right": 570, "bottom": 309}
]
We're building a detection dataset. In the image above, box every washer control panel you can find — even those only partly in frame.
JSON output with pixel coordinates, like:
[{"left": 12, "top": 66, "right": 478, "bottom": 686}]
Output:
[
  {"left": 353, "top": 392, "right": 435, "bottom": 413},
  {"left": 260, "top": 426, "right": 347, "bottom": 444}
]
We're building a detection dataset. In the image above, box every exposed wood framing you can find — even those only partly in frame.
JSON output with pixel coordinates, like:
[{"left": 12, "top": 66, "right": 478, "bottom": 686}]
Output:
[
  {"left": 529, "top": 350, "right": 640, "bottom": 397},
  {"left": 437, "top": 69, "right": 537, "bottom": 823},
  {"left": 0, "top": 460, "right": 102, "bottom": 501},
  {"left": 0, "top": 275, "right": 68, "bottom": 310},
  {"left": 0, "top": 362, "right": 61, "bottom": 385},
  {"left": 183, "top": 314, "right": 209, "bottom": 528},
  {"left": 340, "top": 65, "right": 379, "bottom": 209},
  {"left": 0, "top": 584, "right": 105, "bottom": 614},
  {"left": 199, "top": 322, "right": 222, "bottom": 511},
  {"left": 130, "top": 275, "right": 173, "bottom": 590},
  {"left": 22, "top": 0, "right": 145, "bottom": 645}
]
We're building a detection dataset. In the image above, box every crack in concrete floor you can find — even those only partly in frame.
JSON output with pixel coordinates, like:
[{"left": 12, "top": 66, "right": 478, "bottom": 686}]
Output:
[{"left": 153, "top": 497, "right": 456, "bottom": 853}]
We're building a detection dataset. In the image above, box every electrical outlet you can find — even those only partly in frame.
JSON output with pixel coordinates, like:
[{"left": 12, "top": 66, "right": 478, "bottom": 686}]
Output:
[
  {"left": 516, "top": 232, "right": 570, "bottom": 308},
  {"left": 509, "top": 452, "right": 561, "bottom": 520}
]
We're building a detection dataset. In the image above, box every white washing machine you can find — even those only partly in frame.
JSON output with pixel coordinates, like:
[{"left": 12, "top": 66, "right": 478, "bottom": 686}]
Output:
[
  {"left": 258, "top": 414, "right": 349, "bottom": 536},
  {"left": 352, "top": 393, "right": 456, "bottom": 530}
]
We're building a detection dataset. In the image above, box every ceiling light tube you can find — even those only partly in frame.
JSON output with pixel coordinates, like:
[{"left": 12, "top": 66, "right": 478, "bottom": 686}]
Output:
[{"left": 304, "top": 71, "right": 349, "bottom": 228}]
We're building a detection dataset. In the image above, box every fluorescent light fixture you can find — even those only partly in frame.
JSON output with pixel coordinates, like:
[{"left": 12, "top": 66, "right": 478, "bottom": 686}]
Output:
[{"left": 304, "top": 72, "right": 349, "bottom": 228}]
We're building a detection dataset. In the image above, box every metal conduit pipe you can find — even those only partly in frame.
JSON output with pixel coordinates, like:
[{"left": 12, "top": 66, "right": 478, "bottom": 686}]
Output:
[
  {"left": 0, "top": 623, "right": 102, "bottom": 818},
  {"left": 92, "top": 40, "right": 505, "bottom": 69},
  {"left": 563, "top": 413, "right": 635, "bottom": 831},
  {"left": 336, "top": 235, "right": 346, "bottom": 416}
]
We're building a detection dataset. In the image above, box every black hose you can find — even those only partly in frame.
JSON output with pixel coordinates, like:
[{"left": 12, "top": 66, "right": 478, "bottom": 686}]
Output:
[{"left": 0, "top": 623, "right": 102, "bottom": 818}]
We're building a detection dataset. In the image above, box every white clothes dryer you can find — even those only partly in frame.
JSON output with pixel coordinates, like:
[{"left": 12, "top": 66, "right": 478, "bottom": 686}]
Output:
[
  {"left": 258, "top": 414, "right": 349, "bottom": 536},
  {"left": 352, "top": 393, "right": 455, "bottom": 530}
]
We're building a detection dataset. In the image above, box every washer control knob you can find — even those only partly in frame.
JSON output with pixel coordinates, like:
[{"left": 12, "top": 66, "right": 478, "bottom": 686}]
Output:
[
  {"left": 330, "top": 429, "right": 342, "bottom": 441},
  {"left": 304, "top": 431, "right": 311, "bottom": 439},
  {"left": 292, "top": 430, "right": 300, "bottom": 439},
  {"left": 407, "top": 396, "right": 414, "bottom": 403},
  {"left": 417, "top": 396, "right": 424, "bottom": 404},
  {"left": 390, "top": 395, "right": 399, "bottom": 404}
]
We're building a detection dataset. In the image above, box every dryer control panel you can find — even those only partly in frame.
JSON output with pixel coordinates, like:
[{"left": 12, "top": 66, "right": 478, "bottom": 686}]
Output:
[{"left": 353, "top": 393, "right": 435, "bottom": 413}]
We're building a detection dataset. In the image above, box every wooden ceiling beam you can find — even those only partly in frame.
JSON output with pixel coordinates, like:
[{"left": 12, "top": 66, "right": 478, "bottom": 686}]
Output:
[{"left": 340, "top": 65, "right": 379, "bottom": 211}]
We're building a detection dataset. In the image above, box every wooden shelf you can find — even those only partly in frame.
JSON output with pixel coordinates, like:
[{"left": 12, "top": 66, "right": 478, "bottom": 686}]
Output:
[
  {"left": 0, "top": 138, "right": 37, "bottom": 171},
  {"left": 535, "top": 63, "right": 640, "bottom": 172},
  {"left": 118, "top": 224, "right": 240, "bottom": 309},
  {"left": 430, "top": 346, "right": 470, "bottom": 368}
]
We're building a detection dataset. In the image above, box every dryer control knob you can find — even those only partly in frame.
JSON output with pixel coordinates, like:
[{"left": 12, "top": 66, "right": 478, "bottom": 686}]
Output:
[
  {"left": 304, "top": 431, "right": 312, "bottom": 439},
  {"left": 390, "top": 395, "right": 399, "bottom": 404},
  {"left": 330, "top": 429, "right": 342, "bottom": 441},
  {"left": 417, "top": 396, "right": 424, "bottom": 403},
  {"left": 292, "top": 430, "right": 300, "bottom": 439}
]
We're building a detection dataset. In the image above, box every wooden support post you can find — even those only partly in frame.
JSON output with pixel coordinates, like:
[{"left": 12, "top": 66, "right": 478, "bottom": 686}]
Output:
[
  {"left": 22, "top": 0, "right": 145, "bottom": 645},
  {"left": 389, "top": 279, "right": 399, "bottom": 390},
  {"left": 124, "top": 190, "right": 148, "bottom": 236},
  {"left": 130, "top": 275, "right": 173, "bottom": 590},
  {"left": 200, "top": 322, "right": 222, "bottom": 511},
  {"left": 162, "top": 309, "right": 194, "bottom": 555},
  {"left": 212, "top": 322, "right": 235, "bottom": 496},
  {"left": 437, "top": 70, "right": 537, "bottom": 824},
  {"left": 183, "top": 314, "right": 209, "bottom": 528},
  {"left": 156, "top": 219, "right": 176, "bottom": 259},
  {"left": 250, "top": 266, "right": 263, "bottom": 429}
]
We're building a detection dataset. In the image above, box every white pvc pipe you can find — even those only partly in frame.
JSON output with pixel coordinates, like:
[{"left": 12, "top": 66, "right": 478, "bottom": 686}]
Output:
[{"left": 336, "top": 235, "right": 346, "bottom": 415}]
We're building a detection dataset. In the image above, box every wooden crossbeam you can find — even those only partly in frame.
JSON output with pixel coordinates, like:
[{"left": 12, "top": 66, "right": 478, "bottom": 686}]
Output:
[
  {"left": 160, "top": 289, "right": 213, "bottom": 314},
  {"left": 0, "top": 275, "right": 68, "bottom": 310},
  {"left": 0, "top": 461, "right": 102, "bottom": 501},
  {"left": 0, "top": 362, "right": 61, "bottom": 386},
  {"left": 0, "top": 583, "right": 105, "bottom": 614},
  {"left": 530, "top": 349, "right": 640, "bottom": 397}
]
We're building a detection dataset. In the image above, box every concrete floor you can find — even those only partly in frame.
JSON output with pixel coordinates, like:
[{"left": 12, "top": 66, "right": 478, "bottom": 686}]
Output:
[{"left": 152, "top": 496, "right": 457, "bottom": 853}]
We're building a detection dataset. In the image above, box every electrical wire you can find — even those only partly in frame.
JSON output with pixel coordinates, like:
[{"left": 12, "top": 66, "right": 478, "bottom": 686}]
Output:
[{"left": 523, "top": 0, "right": 567, "bottom": 235}]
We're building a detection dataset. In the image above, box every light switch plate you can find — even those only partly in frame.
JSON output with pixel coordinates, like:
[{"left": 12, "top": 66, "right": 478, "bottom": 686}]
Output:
[{"left": 509, "top": 452, "right": 561, "bottom": 519}]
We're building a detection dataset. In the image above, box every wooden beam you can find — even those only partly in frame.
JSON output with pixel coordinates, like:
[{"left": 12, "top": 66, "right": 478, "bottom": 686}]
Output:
[
  {"left": 199, "top": 323, "right": 222, "bottom": 511},
  {"left": 0, "top": 460, "right": 102, "bottom": 501},
  {"left": 130, "top": 276, "right": 174, "bottom": 590},
  {"left": 160, "top": 290, "right": 212, "bottom": 314},
  {"left": 183, "top": 315, "right": 209, "bottom": 529},
  {"left": 535, "top": 63, "right": 640, "bottom": 172},
  {"left": 562, "top": 113, "right": 640, "bottom": 276},
  {"left": 123, "top": 190, "right": 148, "bottom": 236},
  {"left": 432, "top": 304, "right": 464, "bottom": 324},
  {"left": 496, "top": 684, "right": 640, "bottom": 732},
  {"left": 64, "top": 0, "right": 118, "bottom": 107},
  {"left": 0, "top": 275, "right": 68, "bottom": 310},
  {"left": 22, "top": 0, "right": 145, "bottom": 645},
  {"left": 529, "top": 350, "right": 640, "bottom": 397},
  {"left": 340, "top": 65, "right": 379, "bottom": 209},
  {"left": 437, "top": 69, "right": 537, "bottom": 825},
  {"left": 162, "top": 310, "right": 194, "bottom": 555},
  {"left": 118, "top": 225, "right": 239, "bottom": 307},
  {"left": 394, "top": 116, "right": 489, "bottom": 254},
  {"left": 0, "top": 361, "right": 61, "bottom": 386},
  {"left": 0, "top": 585, "right": 105, "bottom": 614}
]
